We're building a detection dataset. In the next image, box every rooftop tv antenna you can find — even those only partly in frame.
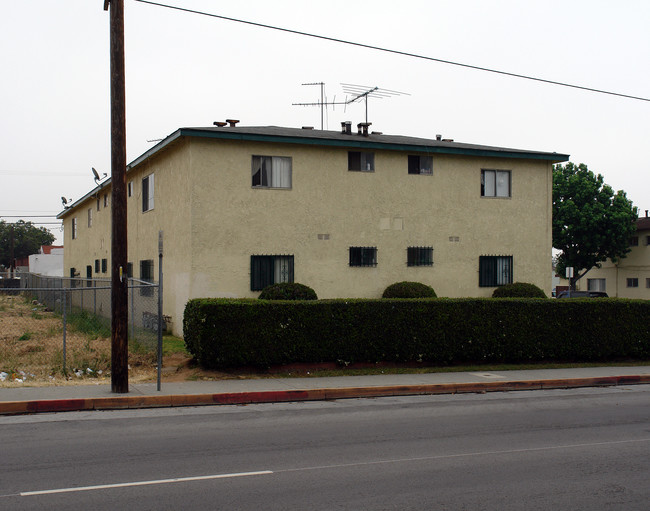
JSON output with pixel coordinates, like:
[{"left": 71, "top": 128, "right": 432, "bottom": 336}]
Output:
[{"left": 293, "top": 82, "right": 409, "bottom": 127}]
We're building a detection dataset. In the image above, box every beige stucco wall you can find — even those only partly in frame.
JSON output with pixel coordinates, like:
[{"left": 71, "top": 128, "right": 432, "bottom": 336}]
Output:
[
  {"left": 62, "top": 135, "right": 554, "bottom": 336},
  {"left": 576, "top": 228, "right": 650, "bottom": 298}
]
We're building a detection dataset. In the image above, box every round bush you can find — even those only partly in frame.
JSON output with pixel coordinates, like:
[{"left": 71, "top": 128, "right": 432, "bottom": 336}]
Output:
[
  {"left": 382, "top": 281, "right": 437, "bottom": 299},
  {"left": 258, "top": 282, "right": 318, "bottom": 300},
  {"left": 491, "top": 282, "right": 547, "bottom": 298}
]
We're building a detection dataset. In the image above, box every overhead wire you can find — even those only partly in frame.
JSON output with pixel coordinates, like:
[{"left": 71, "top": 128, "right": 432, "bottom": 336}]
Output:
[{"left": 134, "top": 0, "right": 649, "bottom": 103}]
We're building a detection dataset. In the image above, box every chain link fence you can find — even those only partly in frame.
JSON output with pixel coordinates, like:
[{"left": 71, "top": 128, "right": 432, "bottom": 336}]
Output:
[{"left": 0, "top": 271, "right": 162, "bottom": 385}]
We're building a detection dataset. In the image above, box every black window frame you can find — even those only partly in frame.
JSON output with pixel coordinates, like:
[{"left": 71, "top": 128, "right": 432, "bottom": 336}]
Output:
[
  {"left": 142, "top": 174, "right": 154, "bottom": 212},
  {"left": 94, "top": 259, "right": 100, "bottom": 274},
  {"left": 626, "top": 277, "right": 639, "bottom": 288},
  {"left": 407, "top": 246, "right": 433, "bottom": 266},
  {"left": 71, "top": 217, "right": 77, "bottom": 239},
  {"left": 101, "top": 258, "right": 108, "bottom": 274},
  {"left": 250, "top": 255, "right": 294, "bottom": 291},
  {"left": 479, "top": 255, "right": 513, "bottom": 287},
  {"left": 349, "top": 247, "right": 378, "bottom": 267},
  {"left": 408, "top": 155, "right": 433, "bottom": 175},
  {"left": 481, "top": 169, "right": 511, "bottom": 198},
  {"left": 251, "top": 155, "right": 292, "bottom": 189},
  {"left": 140, "top": 259, "right": 154, "bottom": 296},
  {"left": 348, "top": 151, "right": 375, "bottom": 172}
]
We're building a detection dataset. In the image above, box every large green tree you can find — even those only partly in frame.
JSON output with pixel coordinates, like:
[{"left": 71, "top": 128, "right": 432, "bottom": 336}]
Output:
[
  {"left": 553, "top": 162, "right": 637, "bottom": 288},
  {"left": 0, "top": 220, "right": 55, "bottom": 268}
]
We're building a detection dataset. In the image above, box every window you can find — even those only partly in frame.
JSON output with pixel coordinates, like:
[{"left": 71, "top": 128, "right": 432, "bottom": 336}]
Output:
[
  {"left": 629, "top": 236, "right": 639, "bottom": 246},
  {"left": 408, "top": 155, "right": 433, "bottom": 175},
  {"left": 407, "top": 246, "right": 433, "bottom": 266},
  {"left": 646, "top": 278, "right": 650, "bottom": 289},
  {"left": 97, "top": 198, "right": 100, "bottom": 211},
  {"left": 479, "top": 255, "right": 513, "bottom": 287},
  {"left": 94, "top": 259, "right": 100, "bottom": 274},
  {"left": 103, "top": 194, "right": 108, "bottom": 208},
  {"left": 142, "top": 174, "right": 155, "bottom": 212},
  {"left": 627, "top": 278, "right": 638, "bottom": 288},
  {"left": 127, "top": 262, "right": 133, "bottom": 278},
  {"left": 481, "top": 169, "right": 511, "bottom": 197},
  {"left": 646, "top": 235, "right": 650, "bottom": 246},
  {"left": 71, "top": 218, "right": 77, "bottom": 239},
  {"left": 587, "top": 278, "right": 606, "bottom": 292},
  {"left": 348, "top": 151, "right": 375, "bottom": 172},
  {"left": 140, "top": 259, "right": 154, "bottom": 296},
  {"left": 251, "top": 156, "right": 292, "bottom": 188},
  {"left": 250, "top": 255, "right": 294, "bottom": 291},
  {"left": 349, "top": 247, "right": 377, "bottom": 267},
  {"left": 101, "top": 258, "right": 107, "bottom": 274},
  {"left": 86, "top": 265, "right": 92, "bottom": 287},
  {"left": 128, "top": 181, "right": 133, "bottom": 197},
  {"left": 87, "top": 208, "right": 93, "bottom": 228}
]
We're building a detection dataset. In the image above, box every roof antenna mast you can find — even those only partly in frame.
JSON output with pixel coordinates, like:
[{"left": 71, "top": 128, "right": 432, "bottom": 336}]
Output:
[{"left": 293, "top": 82, "right": 409, "bottom": 128}]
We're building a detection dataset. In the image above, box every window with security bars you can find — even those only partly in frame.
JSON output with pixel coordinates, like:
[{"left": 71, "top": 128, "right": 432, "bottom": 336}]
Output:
[
  {"left": 252, "top": 156, "right": 292, "bottom": 188},
  {"left": 479, "top": 255, "right": 513, "bottom": 287},
  {"left": 250, "top": 255, "right": 294, "bottom": 291},
  {"left": 140, "top": 259, "right": 154, "bottom": 296},
  {"left": 349, "top": 247, "right": 377, "bottom": 267},
  {"left": 408, "top": 155, "right": 433, "bottom": 175},
  {"left": 348, "top": 151, "right": 375, "bottom": 172},
  {"left": 407, "top": 246, "right": 433, "bottom": 266}
]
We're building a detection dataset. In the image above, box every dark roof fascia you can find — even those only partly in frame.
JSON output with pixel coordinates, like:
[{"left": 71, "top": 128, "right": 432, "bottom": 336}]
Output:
[
  {"left": 57, "top": 130, "right": 184, "bottom": 219},
  {"left": 179, "top": 127, "right": 570, "bottom": 163}
]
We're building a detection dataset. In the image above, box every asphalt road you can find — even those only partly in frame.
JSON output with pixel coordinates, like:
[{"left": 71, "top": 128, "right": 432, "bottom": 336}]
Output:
[{"left": 2, "top": 385, "right": 649, "bottom": 510}]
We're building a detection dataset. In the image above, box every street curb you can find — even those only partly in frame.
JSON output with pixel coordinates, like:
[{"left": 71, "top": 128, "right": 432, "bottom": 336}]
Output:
[{"left": 1, "top": 374, "right": 649, "bottom": 416}]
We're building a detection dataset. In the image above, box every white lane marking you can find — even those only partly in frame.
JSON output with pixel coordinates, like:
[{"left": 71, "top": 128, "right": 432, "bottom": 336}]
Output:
[
  {"left": 20, "top": 470, "right": 273, "bottom": 496},
  {"left": 276, "top": 437, "right": 650, "bottom": 473}
]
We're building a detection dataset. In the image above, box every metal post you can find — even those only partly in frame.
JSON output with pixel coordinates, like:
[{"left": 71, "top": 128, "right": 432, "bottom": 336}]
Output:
[
  {"left": 157, "top": 231, "right": 163, "bottom": 391},
  {"left": 62, "top": 289, "right": 67, "bottom": 375}
]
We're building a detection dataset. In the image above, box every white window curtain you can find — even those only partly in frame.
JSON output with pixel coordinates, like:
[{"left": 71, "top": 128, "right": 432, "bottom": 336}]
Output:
[
  {"left": 495, "top": 170, "right": 509, "bottom": 197},
  {"left": 483, "top": 170, "right": 496, "bottom": 196},
  {"left": 271, "top": 157, "right": 291, "bottom": 188}
]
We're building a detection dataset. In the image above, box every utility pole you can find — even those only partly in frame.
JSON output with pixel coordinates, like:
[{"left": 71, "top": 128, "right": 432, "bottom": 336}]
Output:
[{"left": 106, "top": 0, "right": 129, "bottom": 393}]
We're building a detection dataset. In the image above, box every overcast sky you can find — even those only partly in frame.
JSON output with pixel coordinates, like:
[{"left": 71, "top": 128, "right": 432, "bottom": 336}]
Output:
[{"left": 1, "top": 0, "right": 648, "bottom": 245}]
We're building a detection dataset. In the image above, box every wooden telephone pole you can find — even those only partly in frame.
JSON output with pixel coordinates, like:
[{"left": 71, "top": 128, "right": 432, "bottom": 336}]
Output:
[{"left": 106, "top": 0, "right": 129, "bottom": 393}]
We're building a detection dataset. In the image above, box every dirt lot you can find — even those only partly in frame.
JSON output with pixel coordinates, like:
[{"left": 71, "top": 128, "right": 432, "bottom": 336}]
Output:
[{"left": 0, "top": 293, "right": 192, "bottom": 387}]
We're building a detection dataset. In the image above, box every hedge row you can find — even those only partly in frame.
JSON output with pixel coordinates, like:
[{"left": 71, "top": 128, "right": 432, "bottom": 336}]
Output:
[{"left": 183, "top": 298, "right": 650, "bottom": 369}]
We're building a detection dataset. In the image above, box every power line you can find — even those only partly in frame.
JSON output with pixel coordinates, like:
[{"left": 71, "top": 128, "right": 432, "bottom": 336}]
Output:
[{"left": 134, "top": 0, "right": 650, "bottom": 103}]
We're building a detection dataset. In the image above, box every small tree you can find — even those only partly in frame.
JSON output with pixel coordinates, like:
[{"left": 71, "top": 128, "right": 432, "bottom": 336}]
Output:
[
  {"left": 553, "top": 163, "right": 637, "bottom": 289},
  {"left": 0, "top": 220, "right": 55, "bottom": 268}
]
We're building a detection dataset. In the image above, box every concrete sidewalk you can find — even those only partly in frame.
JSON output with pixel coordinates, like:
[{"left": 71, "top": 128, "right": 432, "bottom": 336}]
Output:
[{"left": 1, "top": 365, "right": 649, "bottom": 415}]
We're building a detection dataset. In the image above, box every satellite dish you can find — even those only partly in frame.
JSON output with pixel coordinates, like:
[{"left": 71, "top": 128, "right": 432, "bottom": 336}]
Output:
[
  {"left": 92, "top": 167, "right": 101, "bottom": 182},
  {"left": 61, "top": 197, "right": 71, "bottom": 207}
]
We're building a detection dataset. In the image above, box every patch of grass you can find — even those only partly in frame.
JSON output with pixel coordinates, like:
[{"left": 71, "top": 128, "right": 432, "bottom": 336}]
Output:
[
  {"left": 67, "top": 310, "right": 111, "bottom": 339},
  {"left": 163, "top": 335, "right": 188, "bottom": 356},
  {"left": 18, "top": 332, "right": 33, "bottom": 341},
  {"left": 31, "top": 311, "right": 43, "bottom": 320}
]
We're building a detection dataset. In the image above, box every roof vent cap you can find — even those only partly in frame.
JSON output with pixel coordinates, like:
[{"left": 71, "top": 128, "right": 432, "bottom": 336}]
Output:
[{"left": 225, "top": 119, "right": 240, "bottom": 127}]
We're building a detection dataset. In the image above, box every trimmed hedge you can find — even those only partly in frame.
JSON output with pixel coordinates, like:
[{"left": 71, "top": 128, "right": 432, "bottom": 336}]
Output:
[
  {"left": 259, "top": 282, "right": 317, "bottom": 300},
  {"left": 382, "top": 281, "right": 437, "bottom": 298},
  {"left": 183, "top": 298, "right": 650, "bottom": 369},
  {"left": 492, "top": 282, "right": 546, "bottom": 298}
]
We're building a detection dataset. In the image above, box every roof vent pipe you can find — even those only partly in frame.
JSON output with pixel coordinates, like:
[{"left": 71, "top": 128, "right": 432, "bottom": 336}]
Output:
[
  {"left": 646, "top": 209, "right": 648, "bottom": 218},
  {"left": 341, "top": 121, "right": 352, "bottom": 134},
  {"left": 357, "top": 122, "right": 371, "bottom": 136},
  {"left": 213, "top": 121, "right": 227, "bottom": 127},
  {"left": 226, "top": 119, "right": 240, "bottom": 127},
  {"left": 436, "top": 134, "right": 442, "bottom": 141}
]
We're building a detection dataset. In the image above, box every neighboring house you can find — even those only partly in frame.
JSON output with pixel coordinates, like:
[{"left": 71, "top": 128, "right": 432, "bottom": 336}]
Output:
[
  {"left": 57, "top": 122, "right": 569, "bottom": 335},
  {"left": 28, "top": 245, "right": 64, "bottom": 277},
  {"left": 576, "top": 213, "right": 650, "bottom": 298}
]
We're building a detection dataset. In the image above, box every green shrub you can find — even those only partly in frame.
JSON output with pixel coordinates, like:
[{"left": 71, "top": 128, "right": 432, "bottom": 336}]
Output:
[
  {"left": 382, "top": 281, "right": 437, "bottom": 299},
  {"left": 492, "top": 282, "right": 547, "bottom": 298},
  {"left": 259, "top": 282, "right": 318, "bottom": 300}
]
